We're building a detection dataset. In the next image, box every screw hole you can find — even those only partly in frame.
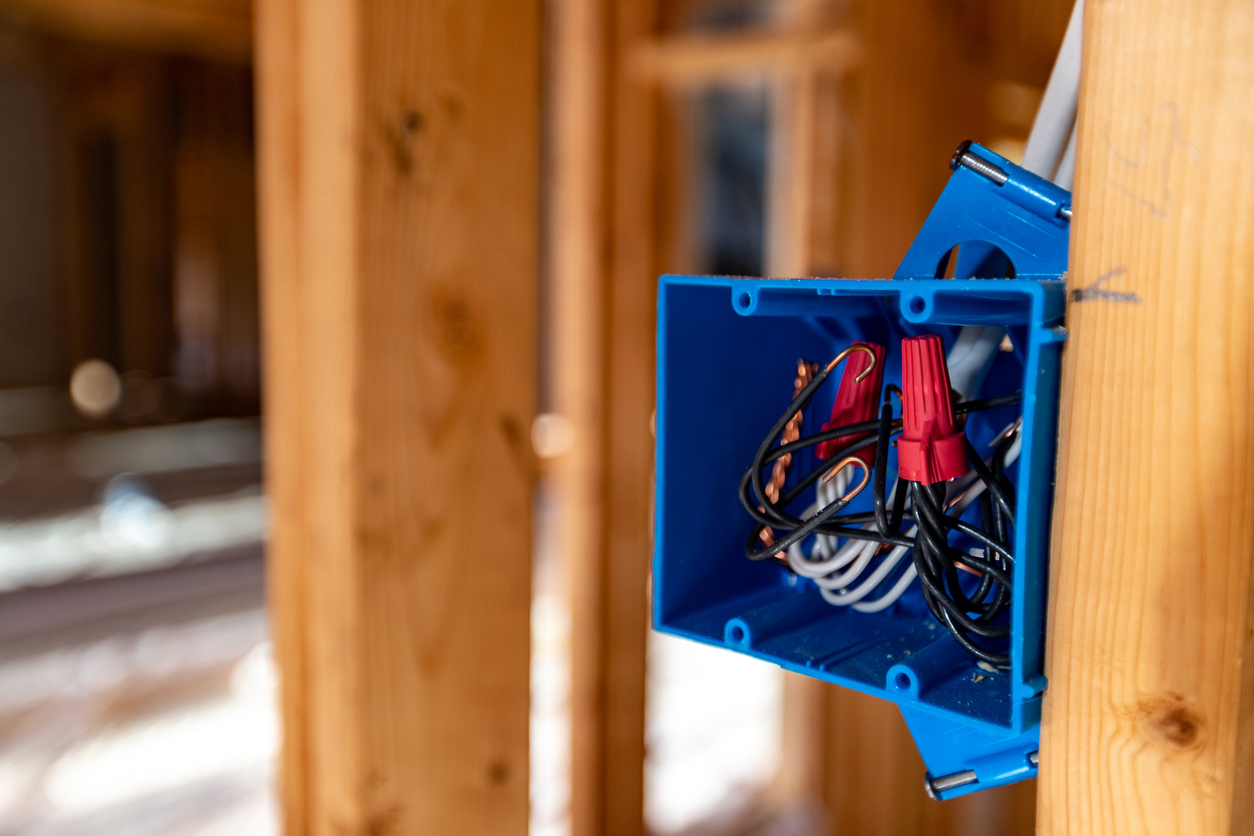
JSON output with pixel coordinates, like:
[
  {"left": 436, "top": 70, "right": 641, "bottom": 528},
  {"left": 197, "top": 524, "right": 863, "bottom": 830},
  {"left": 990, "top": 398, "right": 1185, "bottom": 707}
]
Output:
[
  {"left": 737, "top": 292, "right": 753, "bottom": 309},
  {"left": 729, "top": 625, "right": 746, "bottom": 643},
  {"left": 894, "top": 672, "right": 912, "bottom": 691},
  {"left": 908, "top": 296, "right": 927, "bottom": 315}
]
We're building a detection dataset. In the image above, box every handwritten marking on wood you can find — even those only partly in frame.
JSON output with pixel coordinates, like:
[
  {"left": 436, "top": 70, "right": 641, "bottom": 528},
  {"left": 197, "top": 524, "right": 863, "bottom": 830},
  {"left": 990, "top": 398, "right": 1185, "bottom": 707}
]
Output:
[
  {"left": 1069, "top": 266, "right": 1141, "bottom": 304},
  {"left": 1041, "top": 2, "right": 1254, "bottom": 835},
  {"left": 1105, "top": 102, "right": 1200, "bottom": 219}
]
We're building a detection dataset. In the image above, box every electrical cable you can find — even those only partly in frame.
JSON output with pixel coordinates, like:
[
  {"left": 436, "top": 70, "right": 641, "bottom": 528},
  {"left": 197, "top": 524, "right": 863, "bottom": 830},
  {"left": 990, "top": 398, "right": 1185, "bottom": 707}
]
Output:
[
  {"left": 946, "top": 0, "right": 1085, "bottom": 405},
  {"left": 1053, "top": 122, "right": 1079, "bottom": 191},
  {"left": 1021, "top": 0, "right": 1086, "bottom": 181},
  {"left": 741, "top": 346, "right": 1025, "bottom": 667},
  {"left": 787, "top": 418, "right": 1023, "bottom": 614}
]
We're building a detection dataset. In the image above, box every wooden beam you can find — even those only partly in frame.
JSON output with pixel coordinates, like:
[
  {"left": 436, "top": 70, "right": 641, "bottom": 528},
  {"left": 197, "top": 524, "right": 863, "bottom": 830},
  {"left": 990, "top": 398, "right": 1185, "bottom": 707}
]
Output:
[
  {"left": 627, "top": 28, "right": 861, "bottom": 86},
  {"left": 1040, "top": 1, "right": 1254, "bottom": 833},
  {"left": 256, "top": 0, "right": 540, "bottom": 832},
  {"left": 547, "top": 1, "right": 613, "bottom": 835},
  {"left": 585, "top": 0, "right": 661, "bottom": 833},
  {"left": 0, "top": 0, "right": 252, "bottom": 62}
]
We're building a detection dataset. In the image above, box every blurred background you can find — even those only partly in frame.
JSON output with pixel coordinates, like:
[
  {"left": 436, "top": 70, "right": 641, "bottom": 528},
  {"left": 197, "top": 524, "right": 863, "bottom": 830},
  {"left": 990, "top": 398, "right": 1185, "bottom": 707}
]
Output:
[
  {"left": 0, "top": 0, "right": 1062, "bottom": 833},
  {"left": 0, "top": 19, "right": 268, "bottom": 835}
]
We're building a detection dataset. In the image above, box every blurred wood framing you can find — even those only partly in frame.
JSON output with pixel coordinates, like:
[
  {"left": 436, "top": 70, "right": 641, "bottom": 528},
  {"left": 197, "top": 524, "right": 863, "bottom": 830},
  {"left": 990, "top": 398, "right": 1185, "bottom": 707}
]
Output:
[
  {"left": 1041, "top": 1, "right": 1254, "bottom": 834},
  {"left": 172, "top": 60, "right": 260, "bottom": 410},
  {"left": 257, "top": 0, "right": 540, "bottom": 832},
  {"left": 0, "top": 0, "right": 251, "bottom": 62},
  {"left": 627, "top": 27, "right": 861, "bottom": 86},
  {"left": 549, "top": 0, "right": 663, "bottom": 833}
]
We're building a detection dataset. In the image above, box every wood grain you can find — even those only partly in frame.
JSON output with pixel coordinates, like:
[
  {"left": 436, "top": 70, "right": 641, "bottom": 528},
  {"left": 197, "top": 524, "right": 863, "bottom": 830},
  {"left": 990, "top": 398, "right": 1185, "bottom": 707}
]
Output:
[
  {"left": 256, "top": 0, "right": 540, "bottom": 832},
  {"left": 1040, "top": 1, "right": 1254, "bottom": 834},
  {"left": 0, "top": 0, "right": 251, "bottom": 61}
]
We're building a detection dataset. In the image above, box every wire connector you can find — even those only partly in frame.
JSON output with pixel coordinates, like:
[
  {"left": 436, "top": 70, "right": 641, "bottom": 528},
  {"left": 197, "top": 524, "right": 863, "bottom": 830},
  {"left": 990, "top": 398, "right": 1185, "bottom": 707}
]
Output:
[
  {"left": 816, "top": 341, "right": 885, "bottom": 463},
  {"left": 897, "top": 335, "right": 967, "bottom": 484}
]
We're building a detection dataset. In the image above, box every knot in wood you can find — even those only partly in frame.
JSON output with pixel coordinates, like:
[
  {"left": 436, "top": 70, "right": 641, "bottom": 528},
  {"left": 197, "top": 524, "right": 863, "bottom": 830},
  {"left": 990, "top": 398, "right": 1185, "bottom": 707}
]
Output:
[{"left": 1139, "top": 693, "right": 1204, "bottom": 749}]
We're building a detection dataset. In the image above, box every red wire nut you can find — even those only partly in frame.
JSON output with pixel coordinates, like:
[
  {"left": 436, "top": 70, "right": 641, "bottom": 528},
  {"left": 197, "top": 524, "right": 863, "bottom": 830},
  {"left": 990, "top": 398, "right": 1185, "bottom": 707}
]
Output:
[
  {"left": 816, "top": 341, "right": 885, "bottom": 464},
  {"left": 897, "top": 335, "right": 968, "bottom": 484}
]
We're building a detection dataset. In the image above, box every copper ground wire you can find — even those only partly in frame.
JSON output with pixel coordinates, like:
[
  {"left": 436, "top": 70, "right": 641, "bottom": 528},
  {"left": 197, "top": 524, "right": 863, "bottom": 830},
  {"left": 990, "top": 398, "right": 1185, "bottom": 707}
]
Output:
[{"left": 759, "top": 359, "right": 817, "bottom": 562}]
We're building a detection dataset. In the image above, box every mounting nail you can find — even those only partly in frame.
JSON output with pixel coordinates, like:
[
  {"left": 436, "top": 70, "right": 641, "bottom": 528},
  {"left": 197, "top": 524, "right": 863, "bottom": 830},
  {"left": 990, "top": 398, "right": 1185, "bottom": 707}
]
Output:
[
  {"left": 950, "top": 139, "right": 1009, "bottom": 186},
  {"left": 924, "top": 769, "right": 978, "bottom": 800}
]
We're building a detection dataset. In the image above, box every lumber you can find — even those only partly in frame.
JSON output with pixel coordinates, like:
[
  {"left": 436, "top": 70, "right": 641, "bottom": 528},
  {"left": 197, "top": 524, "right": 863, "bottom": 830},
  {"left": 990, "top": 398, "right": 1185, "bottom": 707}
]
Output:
[
  {"left": 628, "top": 28, "right": 861, "bottom": 86},
  {"left": 256, "top": 0, "right": 540, "bottom": 832},
  {"left": 587, "top": 1, "right": 661, "bottom": 833},
  {"left": 548, "top": 0, "right": 613, "bottom": 834},
  {"left": 1040, "top": 1, "right": 1254, "bottom": 834},
  {"left": 0, "top": 0, "right": 251, "bottom": 61}
]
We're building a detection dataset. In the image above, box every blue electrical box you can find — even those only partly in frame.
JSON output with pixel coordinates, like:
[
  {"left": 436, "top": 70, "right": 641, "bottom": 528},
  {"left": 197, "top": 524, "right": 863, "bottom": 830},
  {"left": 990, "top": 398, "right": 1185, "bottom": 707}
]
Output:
[{"left": 652, "top": 143, "right": 1069, "bottom": 798}]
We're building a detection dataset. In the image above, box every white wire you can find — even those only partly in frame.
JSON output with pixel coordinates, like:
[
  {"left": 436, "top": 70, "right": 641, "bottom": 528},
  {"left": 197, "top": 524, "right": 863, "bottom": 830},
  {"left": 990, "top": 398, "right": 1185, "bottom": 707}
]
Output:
[
  {"left": 947, "top": 325, "right": 1006, "bottom": 401},
  {"left": 852, "top": 548, "right": 916, "bottom": 613},
  {"left": 788, "top": 525, "right": 873, "bottom": 578},
  {"left": 819, "top": 540, "right": 911, "bottom": 604},
  {"left": 787, "top": 467, "right": 887, "bottom": 579},
  {"left": 794, "top": 422, "right": 1023, "bottom": 613}
]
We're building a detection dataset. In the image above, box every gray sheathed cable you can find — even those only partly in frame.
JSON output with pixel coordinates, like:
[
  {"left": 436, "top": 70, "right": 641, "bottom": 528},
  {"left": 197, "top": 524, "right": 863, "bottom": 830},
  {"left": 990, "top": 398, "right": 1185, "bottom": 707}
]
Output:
[
  {"left": 947, "top": 0, "right": 1083, "bottom": 400},
  {"left": 1021, "top": 0, "right": 1085, "bottom": 181},
  {"left": 1053, "top": 122, "right": 1079, "bottom": 191}
]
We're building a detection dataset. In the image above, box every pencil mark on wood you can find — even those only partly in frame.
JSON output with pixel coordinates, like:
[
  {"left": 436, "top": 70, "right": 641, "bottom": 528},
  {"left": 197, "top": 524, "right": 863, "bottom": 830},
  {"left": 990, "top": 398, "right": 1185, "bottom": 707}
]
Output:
[
  {"left": 1070, "top": 266, "right": 1141, "bottom": 304},
  {"left": 1105, "top": 102, "right": 1200, "bottom": 219}
]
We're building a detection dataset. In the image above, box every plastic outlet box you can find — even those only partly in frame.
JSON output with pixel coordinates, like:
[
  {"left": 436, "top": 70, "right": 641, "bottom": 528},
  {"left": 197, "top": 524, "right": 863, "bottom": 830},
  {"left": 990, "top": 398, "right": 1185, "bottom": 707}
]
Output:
[{"left": 653, "top": 274, "right": 1066, "bottom": 797}]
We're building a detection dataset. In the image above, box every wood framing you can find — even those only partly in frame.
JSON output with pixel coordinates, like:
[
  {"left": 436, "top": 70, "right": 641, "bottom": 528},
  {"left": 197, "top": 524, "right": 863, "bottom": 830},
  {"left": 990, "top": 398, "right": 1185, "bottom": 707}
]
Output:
[
  {"left": 627, "top": 27, "right": 861, "bottom": 86},
  {"left": 0, "top": 0, "right": 252, "bottom": 61},
  {"left": 547, "top": 0, "right": 616, "bottom": 834},
  {"left": 256, "top": 0, "right": 540, "bottom": 832},
  {"left": 1040, "top": 1, "right": 1254, "bottom": 834},
  {"left": 550, "top": 0, "right": 663, "bottom": 833}
]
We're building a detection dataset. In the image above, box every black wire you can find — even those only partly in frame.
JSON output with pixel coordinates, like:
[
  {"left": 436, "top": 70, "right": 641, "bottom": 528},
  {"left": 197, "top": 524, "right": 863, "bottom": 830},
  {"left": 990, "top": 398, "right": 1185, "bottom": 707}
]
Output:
[
  {"left": 956, "top": 392, "right": 1023, "bottom": 413},
  {"left": 964, "top": 437, "right": 1016, "bottom": 528},
  {"left": 873, "top": 398, "right": 896, "bottom": 537},
  {"left": 745, "top": 480, "right": 861, "bottom": 560},
  {"left": 908, "top": 471, "right": 1013, "bottom": 665},
  {"left": 909, "top": 481, "right": 1011, "bottom": 666},
  {"left": 748, "top": 362, "right": 840, "bottom": 527},
  {"left": 739, "top": 363, "right": 1023, "bottom": 667}
]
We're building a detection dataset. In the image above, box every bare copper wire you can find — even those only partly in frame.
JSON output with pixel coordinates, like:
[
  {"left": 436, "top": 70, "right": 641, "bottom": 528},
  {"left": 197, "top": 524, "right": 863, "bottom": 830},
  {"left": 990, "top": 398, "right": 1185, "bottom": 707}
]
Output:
[
  {"left": 821, "top": 455, "right": 872, "bottom": 498},
  {"left": 758, "top": 348, "right": 878, "bottom": 565},
  {"left": 764, "top": 359, "right": 817, "bottom": 504},
  {"left": 758, "top": 359, "right": 817, "bottom": 561},
  {"left": 825, "top": 343, "right": 878, "bottom": 381}
]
